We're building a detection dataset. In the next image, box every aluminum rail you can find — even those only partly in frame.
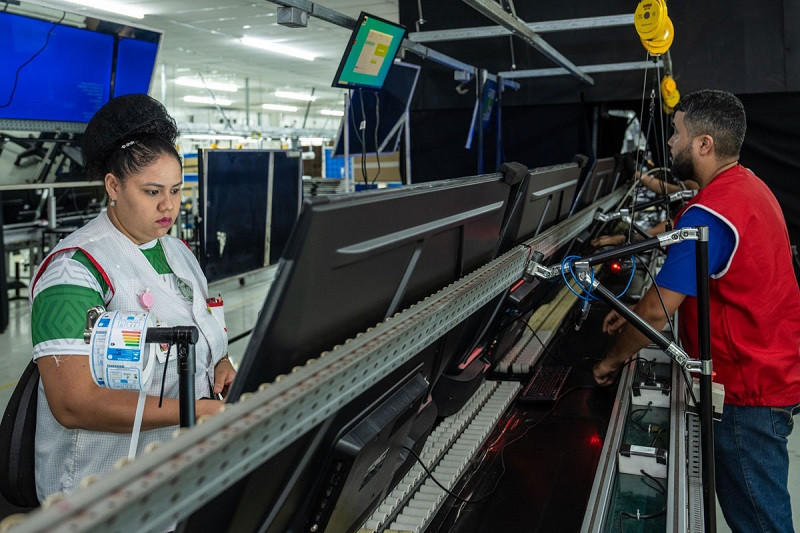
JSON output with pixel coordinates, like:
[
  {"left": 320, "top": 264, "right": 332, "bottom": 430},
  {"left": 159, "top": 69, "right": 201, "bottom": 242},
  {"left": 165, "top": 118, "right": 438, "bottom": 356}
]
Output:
[
  {"left": 266, "top": 0, "right": 520, "bottom": 90},
  {"left": 499, "top": 59, "right": 663, "bottom": 79},
  {"left": 461, "top": 0, "right": 593, "bottom": 85},
  {"left": 408, "top": 14, "right": 633, "bottom": 43},
  {"left": 6, "top": 188, "right": 624, "bottom": 533}
]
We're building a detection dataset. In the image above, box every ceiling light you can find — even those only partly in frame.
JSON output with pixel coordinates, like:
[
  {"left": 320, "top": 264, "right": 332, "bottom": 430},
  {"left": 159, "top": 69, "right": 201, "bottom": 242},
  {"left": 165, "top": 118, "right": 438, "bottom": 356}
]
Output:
[
  {"left": 320, "top": 109, "right": 344, "bottom": 117},
  {"left": 182, "top": 133, "right": 244, "bottom": 141},
  {"left": 61, "top": 0, "right": 146, "bottom": 19},
  {"left": 262, "top": 103, "right": 299, "bottom": 112},
  {"left": 274, "top": 90, "right": 316, "bottom": 102},
  {"left": 240, "top": 36, "right": 315, "bottom": 61},
  {"left": 182, "top": 95, "right": 232, "bottom": 106},
  {"left": 175, "top": 77, "right": 238, "bottom": 93}
]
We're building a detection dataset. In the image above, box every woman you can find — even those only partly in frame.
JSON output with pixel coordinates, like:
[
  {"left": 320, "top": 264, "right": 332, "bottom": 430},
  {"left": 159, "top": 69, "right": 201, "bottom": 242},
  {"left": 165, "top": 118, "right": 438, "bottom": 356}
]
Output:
[{"left": 29, "top": 94, "right": 235, "bottom": 502}]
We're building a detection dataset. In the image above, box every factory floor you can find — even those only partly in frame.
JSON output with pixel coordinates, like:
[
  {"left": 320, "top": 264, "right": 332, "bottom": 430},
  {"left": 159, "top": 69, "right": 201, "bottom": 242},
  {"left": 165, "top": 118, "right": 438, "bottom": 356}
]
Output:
[{"left": 1, "top": 270, "right": 799, "bottom": 531}]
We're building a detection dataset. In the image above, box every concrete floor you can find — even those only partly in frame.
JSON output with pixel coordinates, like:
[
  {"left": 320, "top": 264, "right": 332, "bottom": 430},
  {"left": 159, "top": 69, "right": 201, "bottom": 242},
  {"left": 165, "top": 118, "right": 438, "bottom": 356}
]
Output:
[{"left": 1, "top": 267, "right": 799, "bottom": 530}]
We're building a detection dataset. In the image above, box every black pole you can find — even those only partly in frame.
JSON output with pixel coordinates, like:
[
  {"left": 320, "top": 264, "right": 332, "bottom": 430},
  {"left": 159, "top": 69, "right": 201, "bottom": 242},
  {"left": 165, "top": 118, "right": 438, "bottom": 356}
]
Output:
[
  {"left": 581, "top": 234, "right": 664, "bottom": 266},
  {"left": 588, "top": 282, "right": 676, "bottom": 353},
  {"left": 695, "top": 225, "right": 717, "bottom": 532},
  {"left": 146, "top": 326, "right": 199, "bottom": 428},
  {"left": 178, "top": 342, "right": 196, "bottom": 428},
  {"left": 477, "top": 69, "right": 485, "bottom": 174},
  {"left": 495, "top": 75, "right": 503, "bottom": 170}
]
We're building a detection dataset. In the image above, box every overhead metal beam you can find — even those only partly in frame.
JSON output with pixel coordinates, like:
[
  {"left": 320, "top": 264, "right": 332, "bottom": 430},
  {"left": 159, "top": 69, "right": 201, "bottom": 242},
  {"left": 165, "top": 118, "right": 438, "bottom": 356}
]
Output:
[
  {"left": 461, "top": 0, "right": 594, "bottom": 85},
  {"left": 498, "top": 59, "right": 662, "bottom": 79},
  {"left": 409, "top": 14, "right": 633, "bottom": 43},
  {"left": 265, "top": 0, "right": 519, "bottom": 90}
]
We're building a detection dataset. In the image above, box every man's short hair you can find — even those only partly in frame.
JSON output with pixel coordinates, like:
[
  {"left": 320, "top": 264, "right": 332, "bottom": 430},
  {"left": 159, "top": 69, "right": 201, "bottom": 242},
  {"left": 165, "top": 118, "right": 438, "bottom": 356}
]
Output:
[{"left": 674, "top": 90, "right": 746, "bottom": 159}]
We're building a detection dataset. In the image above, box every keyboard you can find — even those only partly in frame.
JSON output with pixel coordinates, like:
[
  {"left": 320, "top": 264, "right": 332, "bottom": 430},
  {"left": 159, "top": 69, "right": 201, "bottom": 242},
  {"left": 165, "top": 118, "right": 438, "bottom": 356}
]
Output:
[{"left": 518, "top": 365, "right": 571, "bottom": 404}]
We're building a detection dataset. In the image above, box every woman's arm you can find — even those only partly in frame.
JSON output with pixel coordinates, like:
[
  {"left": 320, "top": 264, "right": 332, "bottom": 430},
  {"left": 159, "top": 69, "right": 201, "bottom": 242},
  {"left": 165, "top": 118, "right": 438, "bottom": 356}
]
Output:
[{"left": 38, "top": 354, "right": 223, "bottom": 432}]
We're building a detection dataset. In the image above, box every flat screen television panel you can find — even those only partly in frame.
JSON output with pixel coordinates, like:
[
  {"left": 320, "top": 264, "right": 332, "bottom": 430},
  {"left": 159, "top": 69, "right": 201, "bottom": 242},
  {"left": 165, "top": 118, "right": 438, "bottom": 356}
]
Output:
[
  {"left": 113, "top": 37, "right": 159, "bottom": 97},
  {"left": 332, "top": 61, "right": 420, "bottom": 158},
  {"left": 0, "top": 11, "right": 114, "bottom": 124},
  {"left": 0, "top": 5, "right": 162, "bottom": 131},
  {"left": 228, "top": 173, "right": 513, "bottom": 400},
  {"left": 515, "top": 162, "right": 582, "bottom": 244},
  {"left": 332, "top": 12, "right": 406, "bottom": 91},
  {"left": 573, "top": 157, "right": 618, "bottom": 212},
  {"left": 199, "top": 149, "right": 302, "bottom": 283}
]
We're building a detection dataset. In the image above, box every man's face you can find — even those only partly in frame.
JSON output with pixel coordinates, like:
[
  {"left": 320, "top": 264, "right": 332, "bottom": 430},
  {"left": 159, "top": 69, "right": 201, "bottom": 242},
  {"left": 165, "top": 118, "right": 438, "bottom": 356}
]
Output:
[{"left": 668, "top": 111, "right": 695, "bottom": 181}]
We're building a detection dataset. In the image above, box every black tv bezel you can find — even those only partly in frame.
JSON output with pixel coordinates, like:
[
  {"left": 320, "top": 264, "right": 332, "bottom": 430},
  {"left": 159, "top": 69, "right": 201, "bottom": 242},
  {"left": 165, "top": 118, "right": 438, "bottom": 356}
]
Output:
[{"left": 331, "top": 11, "right": 407, "bottom": 91}]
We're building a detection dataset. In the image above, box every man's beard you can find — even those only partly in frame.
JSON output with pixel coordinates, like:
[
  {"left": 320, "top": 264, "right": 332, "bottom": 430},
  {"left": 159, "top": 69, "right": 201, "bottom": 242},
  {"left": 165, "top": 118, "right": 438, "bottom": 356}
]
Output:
[{"left": 670, "top": 145, "right": 695, "bottom": 182}]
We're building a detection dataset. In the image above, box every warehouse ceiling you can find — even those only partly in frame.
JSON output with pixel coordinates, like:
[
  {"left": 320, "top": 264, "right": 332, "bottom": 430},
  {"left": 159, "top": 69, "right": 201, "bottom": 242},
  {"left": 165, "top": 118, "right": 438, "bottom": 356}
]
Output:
[{"left": 19, "top": 0, "right": 401, "bottom": 126}]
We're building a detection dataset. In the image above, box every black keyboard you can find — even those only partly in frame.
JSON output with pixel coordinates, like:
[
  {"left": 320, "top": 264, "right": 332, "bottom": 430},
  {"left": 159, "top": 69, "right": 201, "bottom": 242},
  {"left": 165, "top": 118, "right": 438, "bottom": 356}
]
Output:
[{"left": 518, "top": 365, "right": 571, "bottom": 404}]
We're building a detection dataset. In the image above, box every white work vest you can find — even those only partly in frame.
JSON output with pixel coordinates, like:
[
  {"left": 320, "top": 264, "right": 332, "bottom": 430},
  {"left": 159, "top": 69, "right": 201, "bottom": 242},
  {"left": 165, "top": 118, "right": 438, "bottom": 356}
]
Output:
[{"left": 31, "top": 211, "right": 227, "bottom": 501}]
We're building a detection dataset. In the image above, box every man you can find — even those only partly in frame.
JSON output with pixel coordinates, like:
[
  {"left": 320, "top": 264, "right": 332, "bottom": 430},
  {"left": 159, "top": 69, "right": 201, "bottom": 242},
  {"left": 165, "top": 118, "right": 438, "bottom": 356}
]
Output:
[{"left": 593, "top": 90, "right": 800, "bottom": 532}]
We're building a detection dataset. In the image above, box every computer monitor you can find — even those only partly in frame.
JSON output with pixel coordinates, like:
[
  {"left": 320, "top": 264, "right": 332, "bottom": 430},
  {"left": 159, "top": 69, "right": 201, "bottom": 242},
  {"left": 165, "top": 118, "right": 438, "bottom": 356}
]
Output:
[
  {"left": 0, "top": 5, "right": 162, "bottom": 131},
  {"left": 113, "top": 37, "right": 160, "bottom": 97},
  {"left": 332, "top": 12, "right": 406, "bottom": 91},
  {"left": 332, "top": 61, "right": 420, "bottom": 158},
  {"left": 198, "top": 149, "right": 302, "bottom": 283},
  {"left": 0, "top": 11, "right": 114, "bottom": 124},
  {"left": 182, "top": 173, "right": 517, "bottom": 533}
]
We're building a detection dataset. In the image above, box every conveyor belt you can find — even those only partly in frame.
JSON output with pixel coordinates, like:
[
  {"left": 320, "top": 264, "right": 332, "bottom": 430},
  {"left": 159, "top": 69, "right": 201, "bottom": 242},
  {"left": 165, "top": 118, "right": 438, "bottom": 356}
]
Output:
[{"left": 363, "top": 380, "right": 520, "bottom": 532}]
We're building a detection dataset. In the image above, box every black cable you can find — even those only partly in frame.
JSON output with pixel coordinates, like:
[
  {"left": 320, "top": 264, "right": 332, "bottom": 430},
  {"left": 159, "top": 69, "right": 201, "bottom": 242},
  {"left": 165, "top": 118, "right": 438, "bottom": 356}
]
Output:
[
  {"left": 157, "top": 343, "right": 173, "bottom": 408},
  {"left": 401, "top": 445, "right": 495, "bottom": 504},
  {"left": 616, "top": 469, "right": 667, "bottom": 532},
  {"left": 471, "top": 385, "right": 596, "bottom": 503},
  {"left": 358, "top": 88, "right": 368, "bottom": 186},
  {"left": 371, "top": 92, "right": 381, "bottom": 185},
  {"left": 522, "top": 319, "right": 561, "bottom": 364},
  {"left": 0, "top": 11, "right": 67, "bottom": 109}
]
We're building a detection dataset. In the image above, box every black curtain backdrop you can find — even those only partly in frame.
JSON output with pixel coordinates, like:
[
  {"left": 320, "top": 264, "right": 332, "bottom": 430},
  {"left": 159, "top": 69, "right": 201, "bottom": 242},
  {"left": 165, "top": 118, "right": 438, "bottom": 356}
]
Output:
[{"left": 399, "top": 1, "right": 800, "bottom": 245}]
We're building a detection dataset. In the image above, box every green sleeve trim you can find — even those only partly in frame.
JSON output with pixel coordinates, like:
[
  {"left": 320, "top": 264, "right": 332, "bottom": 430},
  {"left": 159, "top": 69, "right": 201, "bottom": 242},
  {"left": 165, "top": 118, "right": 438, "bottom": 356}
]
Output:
[{"left": 31, "top": 284, "right": 104, "bottom": 344}]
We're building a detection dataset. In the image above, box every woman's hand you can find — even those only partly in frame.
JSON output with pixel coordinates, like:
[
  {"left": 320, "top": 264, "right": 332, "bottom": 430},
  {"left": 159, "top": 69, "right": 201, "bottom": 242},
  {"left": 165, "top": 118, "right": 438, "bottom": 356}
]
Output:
[{"left": 213, "top": 356, "right": 237, "bottom": 400}]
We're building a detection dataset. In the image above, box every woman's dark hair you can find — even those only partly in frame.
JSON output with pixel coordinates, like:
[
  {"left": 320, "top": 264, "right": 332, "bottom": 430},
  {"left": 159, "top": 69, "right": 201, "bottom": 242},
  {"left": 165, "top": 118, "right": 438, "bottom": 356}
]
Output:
[{"left": 83, "top": 93, "right": 181, "bottom": 181}]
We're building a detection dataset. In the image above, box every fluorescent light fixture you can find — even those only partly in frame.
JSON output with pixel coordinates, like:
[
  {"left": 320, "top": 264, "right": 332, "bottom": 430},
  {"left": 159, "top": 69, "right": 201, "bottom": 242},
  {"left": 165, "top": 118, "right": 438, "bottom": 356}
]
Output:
[
  {"left": 299, "top": 137, "right": 326, "bottom": 146},
  {"left": 182, "top": 133, "right": 244, "bottom": 141},
  {"left": 62, "top": 0, "right": 146, "bottom": 19},
  {"left": 274, "top": 90, "right": 316, "bottom": 102},
  {"left": 175, "top": 77, "right": 238, "bottom": 93},
  {"left": 182, "top": 95, "right": 232, "bottom": 106},
  {"left": 241, "top": 36, "right": 315, "bottom": 61},
  {"left": 262, "top": 103, "right": 299, "bottom": 112},
  {"left": 320, "top": 109, "right": 344, "bottom": 117}
]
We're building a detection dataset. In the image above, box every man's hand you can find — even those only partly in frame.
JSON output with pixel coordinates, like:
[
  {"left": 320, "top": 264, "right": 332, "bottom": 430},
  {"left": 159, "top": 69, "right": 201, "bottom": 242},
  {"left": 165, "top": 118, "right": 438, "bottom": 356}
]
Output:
[
  {"left": 602, "top": 309, "right": 627, "bottom": 335},
  {"left": 591, "top": 234, "right": 625, "bottom": 249},
  {"left": 214, "top": 356, "right": 237, "bottom": 400},
  {"left": 593, "top": 358, "right": 622, "bottom": 386}
]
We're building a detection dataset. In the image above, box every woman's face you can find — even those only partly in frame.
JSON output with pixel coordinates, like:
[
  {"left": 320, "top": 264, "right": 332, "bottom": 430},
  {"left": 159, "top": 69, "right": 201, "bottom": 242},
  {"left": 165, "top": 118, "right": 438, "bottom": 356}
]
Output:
[{"left": 105, "top": 154, "right": 182, "bottom": 244}]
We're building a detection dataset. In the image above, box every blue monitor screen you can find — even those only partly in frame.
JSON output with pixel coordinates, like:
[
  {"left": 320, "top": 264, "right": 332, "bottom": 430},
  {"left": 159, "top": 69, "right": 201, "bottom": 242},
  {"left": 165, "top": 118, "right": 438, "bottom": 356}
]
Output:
[
  {"left": 332, "top": 12, "right": 406, "bottom": 91},
  {"left": 113, "top": 37, "right": 159, "bottom": 97},
  {"left": 0, "top": 11, "right": 114, "bottom": 123}
]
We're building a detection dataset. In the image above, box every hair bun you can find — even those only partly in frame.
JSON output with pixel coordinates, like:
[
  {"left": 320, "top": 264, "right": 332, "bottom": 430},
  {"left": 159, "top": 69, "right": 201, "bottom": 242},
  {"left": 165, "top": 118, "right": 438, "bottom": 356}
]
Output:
[{"left": 82, "top": 94, "right": 177, "bottom": 175}]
